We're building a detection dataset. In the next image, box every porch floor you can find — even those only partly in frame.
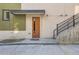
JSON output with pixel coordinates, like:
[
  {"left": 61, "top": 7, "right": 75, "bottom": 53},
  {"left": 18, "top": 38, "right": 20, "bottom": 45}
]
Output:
[{"left": 0, "top": 38, "right": 57, "bottom": 45}]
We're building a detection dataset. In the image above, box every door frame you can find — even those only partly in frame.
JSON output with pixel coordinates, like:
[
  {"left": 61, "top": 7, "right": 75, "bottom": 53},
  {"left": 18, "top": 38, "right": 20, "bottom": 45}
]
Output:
[{"left": 32, "top": 16, "right": 40, "bottom": 38}]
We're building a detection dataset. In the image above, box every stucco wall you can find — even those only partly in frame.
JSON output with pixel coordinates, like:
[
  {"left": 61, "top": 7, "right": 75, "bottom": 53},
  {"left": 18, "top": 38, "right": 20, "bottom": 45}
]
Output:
[
  {"left": 0, "top": 31, "right": 26, "bottom": 41},
  {"left": 21, "top": 3, "right": 78, "bottom": 38}
]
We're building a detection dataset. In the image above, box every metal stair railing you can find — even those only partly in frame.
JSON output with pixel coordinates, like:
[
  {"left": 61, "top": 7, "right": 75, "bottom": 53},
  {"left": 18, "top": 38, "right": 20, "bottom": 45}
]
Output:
[{"left": 53, "top": 13, "right": 79, "bottom": 39}]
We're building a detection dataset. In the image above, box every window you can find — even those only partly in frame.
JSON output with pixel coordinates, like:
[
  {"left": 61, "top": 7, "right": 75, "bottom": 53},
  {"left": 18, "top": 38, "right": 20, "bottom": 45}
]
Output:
[
  {"left": 2, "top": 10, "right": 10, "bottom": 21},
  {"left": 33, "top": 18, "right": 36, "bottom": 32}
]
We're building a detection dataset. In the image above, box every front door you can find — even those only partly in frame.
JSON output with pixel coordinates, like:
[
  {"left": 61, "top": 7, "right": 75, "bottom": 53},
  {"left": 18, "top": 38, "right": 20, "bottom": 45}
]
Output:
[{"left": 32, "top": 17, "right": 40, "bottom": 38}]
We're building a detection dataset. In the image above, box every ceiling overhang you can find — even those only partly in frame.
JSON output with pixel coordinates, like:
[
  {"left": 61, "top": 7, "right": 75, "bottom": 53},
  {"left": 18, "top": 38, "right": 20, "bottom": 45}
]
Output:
[{"left": 10, "top": 10, "right": 45, "bottom": 15}]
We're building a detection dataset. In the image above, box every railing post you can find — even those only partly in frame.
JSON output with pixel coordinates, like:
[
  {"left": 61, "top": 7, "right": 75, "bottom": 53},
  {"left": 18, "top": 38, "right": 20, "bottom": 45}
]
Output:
[
  {"left": 57, "top": 24, "right": 58, "bottom": 36},
  {"left": 53, "top": 30, "right": 55, "bottom": 39},
  {"left": 73, "top": 15, "right": 75, "bottom": 27}
]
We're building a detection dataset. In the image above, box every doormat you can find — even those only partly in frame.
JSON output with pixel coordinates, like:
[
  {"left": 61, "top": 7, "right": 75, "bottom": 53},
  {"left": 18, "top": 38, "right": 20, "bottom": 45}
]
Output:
[{"left": 30, "top": 38, "right": 39, "bottom": 41}]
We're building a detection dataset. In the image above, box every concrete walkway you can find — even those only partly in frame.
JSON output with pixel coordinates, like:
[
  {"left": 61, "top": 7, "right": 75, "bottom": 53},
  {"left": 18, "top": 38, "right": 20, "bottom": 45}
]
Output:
[
  {"left": 0, "top": 39, "right": 79, "bottom": 55},
  {"left": 0, "top": 45, "right": 79, "bottom": 55}
]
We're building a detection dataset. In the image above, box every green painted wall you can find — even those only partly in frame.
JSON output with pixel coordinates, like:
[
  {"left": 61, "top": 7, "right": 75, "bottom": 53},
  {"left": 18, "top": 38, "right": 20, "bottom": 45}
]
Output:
[
  {"left": 0, "top": 3, "right": 26, "bottom": 31},
  {"left": 0, "top": 3, "right": 21, "bottom": 9},
  {"left": 13, "top": 15, "right": 26, "bottom": 31}
]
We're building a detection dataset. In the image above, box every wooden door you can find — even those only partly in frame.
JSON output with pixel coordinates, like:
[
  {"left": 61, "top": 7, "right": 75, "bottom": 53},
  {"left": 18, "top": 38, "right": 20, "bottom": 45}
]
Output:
[{"left": 32, "top": 17, "right": 40, "bottom": 38}]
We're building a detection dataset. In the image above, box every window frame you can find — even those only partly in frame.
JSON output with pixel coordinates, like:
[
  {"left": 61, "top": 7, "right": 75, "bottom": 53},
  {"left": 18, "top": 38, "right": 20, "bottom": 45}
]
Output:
[{"left": 2, "top": 9, "right": 10, "bottom": 21}]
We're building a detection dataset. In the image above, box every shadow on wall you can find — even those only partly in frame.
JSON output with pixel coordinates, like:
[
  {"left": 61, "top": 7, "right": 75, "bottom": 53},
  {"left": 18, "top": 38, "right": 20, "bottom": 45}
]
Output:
[
  {"left": 0, "top": 31, "right": 26, "bottom": 41},
  {"left": 0, "top": 39, "right": 25, "bottom": 43},
  {"left": 56, "top": 24, "right": 79, "bottom": 44}
]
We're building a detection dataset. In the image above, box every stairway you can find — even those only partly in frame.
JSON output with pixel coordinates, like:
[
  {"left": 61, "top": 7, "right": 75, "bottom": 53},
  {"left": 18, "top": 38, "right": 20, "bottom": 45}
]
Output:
[{"left": 53, "top": 13, "right": 79, "bottom": 44}]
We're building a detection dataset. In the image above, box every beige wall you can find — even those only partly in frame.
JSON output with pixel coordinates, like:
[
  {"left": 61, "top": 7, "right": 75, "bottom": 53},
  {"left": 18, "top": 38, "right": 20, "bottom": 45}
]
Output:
[{"left": 21, "top": 3, "right": 79, "bottom": 38}]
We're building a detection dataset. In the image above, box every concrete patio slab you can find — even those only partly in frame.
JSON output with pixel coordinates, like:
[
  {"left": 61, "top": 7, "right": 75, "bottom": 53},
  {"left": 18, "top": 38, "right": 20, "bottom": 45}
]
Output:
[{"left": 0, "top": 44, "right": 79, "bottom": 55}]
